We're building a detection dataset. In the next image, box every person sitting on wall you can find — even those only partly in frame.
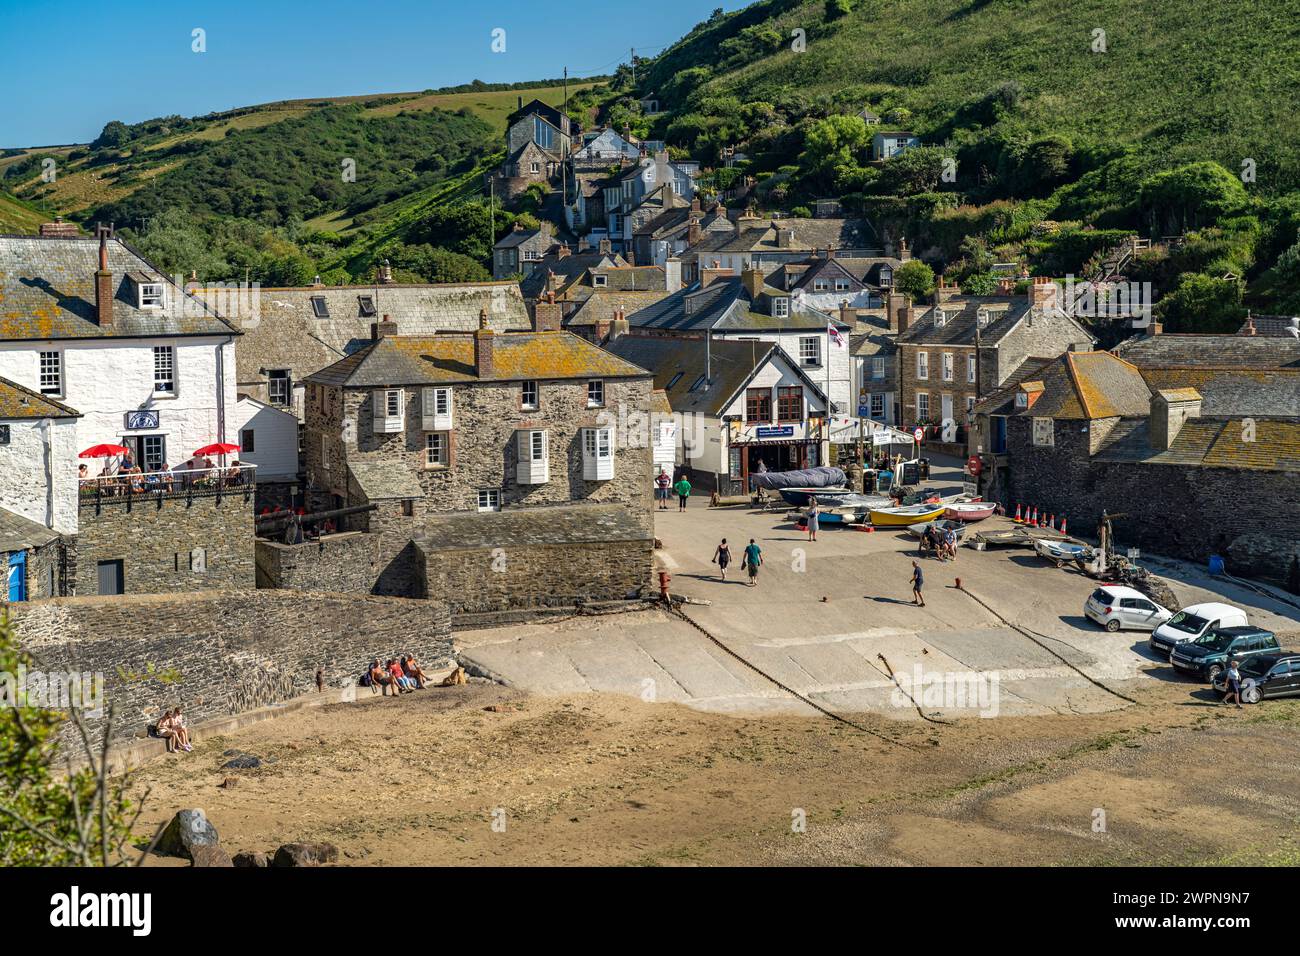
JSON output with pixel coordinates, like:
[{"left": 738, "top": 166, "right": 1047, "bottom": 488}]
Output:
[
  {"left": 369, "top": 659, "right": 394, "bottom": 696},
  {"left": 171, "top": 706, "right": 193, "bottom": 751},
  {"left": 364, "top": 659, "right": 383, "bottom": 695},
  {"left": 403, "top": 654, "right": 430, "bottom": 689},
  {"left": 390, "top": 658, "right": 416, "bottom": 692}
]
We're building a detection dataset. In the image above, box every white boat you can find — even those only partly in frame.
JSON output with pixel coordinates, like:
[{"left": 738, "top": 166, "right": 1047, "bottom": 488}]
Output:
[{"left": 1034, "top": 538, "right": 1093, "bottom": 567}]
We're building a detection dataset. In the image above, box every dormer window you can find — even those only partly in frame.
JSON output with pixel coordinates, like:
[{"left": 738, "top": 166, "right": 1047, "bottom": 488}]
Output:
[
  {"left": 136, "top": 281, "right": 164, "bottom": 309},
  {"left": 357, "top": 295, "right": 376, "bottom": 317},
  {"left": 592, "top": 274, "right": 608, "bottom": 288},
  {"left": 879, "top": 266, "right": 893, "bottom": 286},
  {"left": 772, "top": 296, "right": 790, "bottom": 318},
  {"left": 977, "top": 309, "right": 990, "bottom": 328},
  {"left": 934, "top": 310, "right": 947, "bottom": 327},
  {"left": 1015, "top": 392, "right": 1029, "bottom": 409},
  {"left": 310, "top": 296, "right": 330, "bottom": 319}
]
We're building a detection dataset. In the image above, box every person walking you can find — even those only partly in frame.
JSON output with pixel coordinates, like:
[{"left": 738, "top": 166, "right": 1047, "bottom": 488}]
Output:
[
  {"left": 1222, "top": 658, "right": 1244, "bottom": 708},
  {"left": 805, "top": 497, "right": 820, "bottom": 542},
  {"left": 654, "top": 468, "right": 672, "bottom": 510},
  {"left": 712, "top": 538, "right": 732, "bottom": 581},
  {"left": 742, "top": 538, "right": 763, "bottom": 587},
  {"left": 910, "top": 560, "right": 926, "bottom": 607},
  {"left": 673, "top": 474, "right": 692, "bottom": 511}
]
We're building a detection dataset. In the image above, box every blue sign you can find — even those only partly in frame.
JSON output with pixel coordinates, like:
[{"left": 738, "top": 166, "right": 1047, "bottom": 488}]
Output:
[
  {"left": 126, "top": 410, "right": 159, "bottom": 430},
  {"left": 755, "top": 425, "right": 795, "bottom": 439}
]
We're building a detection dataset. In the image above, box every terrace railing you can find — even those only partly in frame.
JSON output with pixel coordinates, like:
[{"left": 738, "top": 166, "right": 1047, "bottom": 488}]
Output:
[{"left": 78, "top": 463, "right": 257, "bottom": 514}]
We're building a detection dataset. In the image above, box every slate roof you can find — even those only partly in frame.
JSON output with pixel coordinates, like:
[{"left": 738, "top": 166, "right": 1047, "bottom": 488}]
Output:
[
  {"left": 494, "top": 228, "right": 544, "bottom": 250},
  {"left": 625, "top": 277, "right": 846, "bottom": 334},
  {"left": 1004, "top": 351, "right": 1151, "bottom": 420},
  {"left": 589, "top": 265, "right": 665, "bottom": 292},
  {"left": 518, "top": 252, "right": 626, "bottom": 300},
  {"left": 849, "top": 312, "right": 897, "bottom": 358},
  {"left": 898, "top": 296, "right": 1092, "bottom": 348},
  {"left": 605, "top": 335, "right": 827, "bottom": 419},
  {"left": 0, "top": 506, "right": 59, "bottom": 554},
  {"left": 0, "top": 375, "right": 80, "bottom": 419},
  {"left": 196, "top": 282, "right": 531, "bottom": 387},
  {"left": 414, "top": 502, "right": 651, "bottom": 551},
  {"left": 1237, "top": 314, "right": 1300, "bottom": 337},
  {"left": 1114, "top": 333, "right": 1300, "bottom": 370},
  {"left": 971, "top": 357, "right": 1057, "bottom": 416},
  {"left": 681, "top": 218, "right": 877, "bottom": 260},
  {"left": 348, "top": 459, "right": 423, "bottom": 501},
  {"left": 0, "top": 235, "right": 237, "bottom": 341},
  {"left": 1136, "top": 367, "right": 1300, "bottom": 418},
  {"left": 1094, "top": 417, "right": 1300, "bottom": 472},
  {"left": 776, "top": 255, "right": 902, "bottom": 293},
  {"left": 566, "top": 290, "right": 673, "bottom": 327},
  {"left": 307, "top": 330, "right": 651, "bottom": 388},
  {"left": 506, "top": 99, "right": 567, "bottom": 131}
]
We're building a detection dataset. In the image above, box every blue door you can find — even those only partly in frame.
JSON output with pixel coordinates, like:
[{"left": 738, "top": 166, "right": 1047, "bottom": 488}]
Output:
[{"left": 7, "top": 551, "right": 26, "bottom": 602}]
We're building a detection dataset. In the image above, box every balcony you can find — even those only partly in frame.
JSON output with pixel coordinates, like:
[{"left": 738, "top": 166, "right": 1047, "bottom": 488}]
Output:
[{"left": 79, "top": 463, "right": 258, "bottom": 513}]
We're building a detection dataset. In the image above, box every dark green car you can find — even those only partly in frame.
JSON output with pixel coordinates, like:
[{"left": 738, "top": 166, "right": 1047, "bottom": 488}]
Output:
[
  {"left": 1211, "top": 653, "right": 1300, "bottom": 703},
  {"left": 1169, "top": 626, "right": 1280, "bottom": 682}
]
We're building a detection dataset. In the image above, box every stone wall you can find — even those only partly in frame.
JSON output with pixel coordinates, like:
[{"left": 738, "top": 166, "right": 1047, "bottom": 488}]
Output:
[
  {"left": 999, "top": 415, "right": 1300, "bottom": 586},
  {"left": 255, "top": 527, "right": 426, "bottom": 597},
  {"left": 75, "top": 491, "right": 255, "bottom": 596},
  {"left": 9, "top": 589, "right": 453, "bottom": 744},
  {"left": 425, "top": 538, "right": 653, "bottom": 614}
]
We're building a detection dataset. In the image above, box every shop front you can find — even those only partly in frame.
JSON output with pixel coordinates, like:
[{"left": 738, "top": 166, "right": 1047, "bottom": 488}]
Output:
[{"left": 722, "top": 419, "right": 828, "bottom": 495}]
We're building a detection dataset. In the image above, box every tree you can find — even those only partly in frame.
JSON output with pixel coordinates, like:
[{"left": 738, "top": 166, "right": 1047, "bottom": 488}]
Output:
[
  {"left": 876, "top": 146, "right": 948, "bottom": 196},
  {"left": 1155, "top": 272, "right": 1245, "bottom": 333},
  {"left": 895, "top": 259, "right": 936, "bottom": 302},
  {"left": 800, "top": 114, "right": 869, "bottom": 174},
  {"left": 1139, "top": 162, "right": 1250, "bottom": 236},
  {"left": 826, "top": 0, "right": 853, "bottom": 20},
  {"left": 0, "top": 618, "right": 140, "bottom": 865},
  {"left": 92, "top": 120, "right": 130, "bottom": 150}
]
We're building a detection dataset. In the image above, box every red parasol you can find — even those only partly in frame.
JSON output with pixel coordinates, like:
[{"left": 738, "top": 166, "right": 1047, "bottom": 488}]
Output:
[
  {"left": 192, "top": 443, "right": 241, "bottom": 457},
  {"left": 79, "top": 443, "right": 130, "bottom": 458}
]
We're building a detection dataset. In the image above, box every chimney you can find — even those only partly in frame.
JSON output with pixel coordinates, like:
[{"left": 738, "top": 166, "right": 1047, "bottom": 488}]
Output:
[
  {"left": 1150, "top": 389, "right": 1201, "bottom": 450},
  {"left": 996, "top": 276, "right": 1016, "bottom": 295},
  {"left": 517, "top": 95, "right": 523, "bottom": 110},
  {"left": 777, "top": 227, "right": 795, "bottom": 249},
  {"left": 899, "top": 236, "right": 912, "bottom": 261},
  {"left": 1029, "top": 277, "right": 1058, "bottom": 311},
  {"left": 371, "top": 314, "right": 398, "bottom": 340},
  {"left": 39, "top": 216, "right": 78, "bottom": 238},
  {"left": 556, "top": 242, "right": 571, "bottom": 261},
  {"left": 690, "top": 196, "right": 701, "bottom": 215},
  {"left": 897, "top": 302, "right": 914, "bottom": 336},
  {"left": 546, "top": 269, "right": 560, "bottom": 293},
  {"left": 94, "top": 222, "right": 114, "bottom": 329},
  {"left": 598, "top": 238, "right": 612, "bottom": 255},
  {"left": 886, "top": 293, "right": 907, "bottom": 333},
  {"left": 665, "top": 256, "right": 682, "bottom": 293},
  {"left": 377, "top": 259, "right": 394, "bottom": 284},
  {"left": 576, "top": 235, "right": 589, "bottom": 253},
  {"left": 1242, "top": 313, "right": 1256, "bottom": 336},
  {"left": 533, "top": 291, "right": 562, "bottom": 332},
  {"left": 474, "top": 308, "right": 495, "bottom": 378},
  {"left": 687, "top": 216, "right": 701, "bottom": 247},
  {"left": 839, "top": 299, "right": 854, "bottom": 327},
  {"left": 609, "top": 307, "right": 629, "bottom": 342},
  {"left": 741, "top": 265, "right": 764, "bottom": 300},
  {"left": 1148, "top": 321, "right": 1163, "bottom": 336}
]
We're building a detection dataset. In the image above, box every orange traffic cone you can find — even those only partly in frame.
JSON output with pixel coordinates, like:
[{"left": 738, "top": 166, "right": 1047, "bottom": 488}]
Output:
[
  {"left": 1014, "top": 503, "right": 1023, "bottom": 523},
  {"left": 1060, "top": 517, "right": 1068, "bottom": 536},
  {"left": 1029, "top": 507, "right": 1037, "bottom": 527},
  {"left": 1048, "top": 514, "right": 1056, "bottom": 531}
]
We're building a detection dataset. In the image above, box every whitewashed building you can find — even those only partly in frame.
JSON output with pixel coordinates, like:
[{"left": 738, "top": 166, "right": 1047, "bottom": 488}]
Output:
[{"left": 0, "top": 229, "right": 240, "bottom": 479}]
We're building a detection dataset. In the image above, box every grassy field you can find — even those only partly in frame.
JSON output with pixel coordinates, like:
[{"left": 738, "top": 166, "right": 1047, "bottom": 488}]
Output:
[
  {"left": 363, "top": 83, "right": 595, "bottom": 131},
  {"left": 0, "top": 191, "right": 48, "bottom": 233}
]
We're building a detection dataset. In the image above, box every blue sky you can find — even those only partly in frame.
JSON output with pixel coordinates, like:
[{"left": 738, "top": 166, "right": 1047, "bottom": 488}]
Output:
[{"left": 0, "top": 0, "right": 747, "bottom": 146}]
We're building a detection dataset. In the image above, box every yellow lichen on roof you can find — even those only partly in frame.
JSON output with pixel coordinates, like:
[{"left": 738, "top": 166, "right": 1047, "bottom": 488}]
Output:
[
  {"left": 1156, "top": 387, "right": 1203, "bottom": 402},
  {"left": 1203, "top": 418, "right": 1300, "bottom": 471},
  {"left": 380, "top": 331, "right": 649, "bottom": 383}
]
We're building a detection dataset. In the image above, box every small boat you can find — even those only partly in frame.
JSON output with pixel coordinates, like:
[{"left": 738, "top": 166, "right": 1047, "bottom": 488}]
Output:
[
  {"left": 944, "top": 502, "right": 996, "bottom": 522},
  {"left": 868, "top": 503, "right": 948, "bottom": 527},
  {"left": 905, "top": 518, "right": 968, "bottom": 540},
  {"left": 779, "top": 486, "right": 850, "bottom": 507},
  {"left": 1034, "top": 538, "right": 1094, "bottom": 567},
  {"left": 817, "top": 497, "right": 894, "bottom": 524}
]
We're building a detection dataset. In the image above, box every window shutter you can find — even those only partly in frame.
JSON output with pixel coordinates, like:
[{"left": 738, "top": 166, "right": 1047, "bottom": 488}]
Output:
[
  {"left": 374, "top": 389, "right": 404, "bottom": 434},
  {"left": 436, "top": 387, "right": 453, "bottom": 430},
  {"left": 516, "top": 429, "right": 549, "bottom": 484},
  {"left": 421, "top": 387, "right": 436, "bottom": 430}
]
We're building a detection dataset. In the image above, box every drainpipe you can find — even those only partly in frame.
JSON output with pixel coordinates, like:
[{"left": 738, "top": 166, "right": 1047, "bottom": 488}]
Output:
[
  {"left": 40, "top": 417, "right": 54, "bottom": 529},
  {"left": 216, "top": 339, "right": 228, "bottom": 443}
]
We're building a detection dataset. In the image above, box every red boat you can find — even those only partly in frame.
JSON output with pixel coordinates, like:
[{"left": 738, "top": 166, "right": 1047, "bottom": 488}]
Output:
[{"left": 944, "top": 502, "right": 996, "bottom": 522}]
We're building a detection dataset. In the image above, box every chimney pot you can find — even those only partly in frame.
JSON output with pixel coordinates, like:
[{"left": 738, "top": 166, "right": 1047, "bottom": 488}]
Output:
[
  {"left": 475, "top": 311, "right": 495, "bottom": 377},
  {"left": 94, "top": 222, "right": 114, "bottom": 328}
]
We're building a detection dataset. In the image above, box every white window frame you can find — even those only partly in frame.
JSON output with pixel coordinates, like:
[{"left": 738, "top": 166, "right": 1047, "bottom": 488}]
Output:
[
  {"left": 39, "top": 350, "right": 63, "bottom": 396},
  {"left": 153, "top": 345, "right": 176, "bottom": 395},
  {"left": 916, "top": 351, "right": 929, "bottom": 380},
  {"left": 834, "top": 278, "right": 850, "bottom": 291},
  {"left": 425, "top": 432, "right": 449, "bottom": 468},
  {"left": 268, "top": 369, "right": 292, "bottom": 407},
  {"left": 373, "top": 388, "right": 405, "bottom": 434},
  {"left": 773, "top": 297, "right": 790, "bottom": 319},
  {"left": 942, "top": 352, "right": 954, "bottom": 382},
  {"left": 871, "top": 356, "right": 885, "bottom": 381},
  {"left": 521, "top": 380, "right": 539, "bottom": 410},
  {"left": 917, "top": 391, "right": 930, "bottom": 420},
  {"left": 799, "top": 336, "right": 821, "bottom": 368},
  {"left": 587, "top": 379, "right": 605, "bottom": 408},
  {"left": 967, "top": 354, "right": 977, "bottom": 384},
  {"left": 1032, "top": 417, "right": 1055, "bottom": 447},
  {"left": 137, "top": 282, "right": 165, "bottom": 309},
  {"left": 516, "top": 429, "right": 550, "bottom": 484},
  {"left": 965, "top": 396, "right": 976, "bottom": 422},
  {"left": 592, "top": 274, "right": 608, "bottom": 287},
  {"left": 582, "top": 427, "right": 615, "bottom": 481},
  {"left": 477, "top": 489, "right": 501, "bottom": 512},
  {"left": 870, "top": 392, "right": 885, "bottom": 420},
  {"left": 421, "top": 386, "right": 454, "bottom": 430}
]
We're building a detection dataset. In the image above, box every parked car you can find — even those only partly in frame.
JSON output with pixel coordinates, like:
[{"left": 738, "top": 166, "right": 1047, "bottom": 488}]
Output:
[
  {"left": 1169, "top": 626, "right": 1281, "bottom": 682},
  {"left": 1210, "top": 652, "right": 1300, "bottom": 703},
  {"left": 1084, "top": 585, "right": 1173, "bottom": 633},
  {"left": 1149, "top": 602, "right": 1249, "bottom": 657}
]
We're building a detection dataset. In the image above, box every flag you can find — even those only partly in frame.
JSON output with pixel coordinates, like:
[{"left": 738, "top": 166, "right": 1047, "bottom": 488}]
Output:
[{"left": 828, "top": 322, "right": 847, "bottom": 349}]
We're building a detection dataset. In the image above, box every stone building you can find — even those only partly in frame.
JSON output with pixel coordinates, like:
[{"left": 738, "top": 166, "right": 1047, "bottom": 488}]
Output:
[
  {"left": 492, "top": 223, "right": 555, "bottom": 279},
  {"left": 895, "top": 278, "right": 1094, "bottom": 452},
  {"left": 972, "top": 343, "right": 1300, "bottom": 588},
  {"left": 287, "top": 318, "right": 657, "bottom": 611}
]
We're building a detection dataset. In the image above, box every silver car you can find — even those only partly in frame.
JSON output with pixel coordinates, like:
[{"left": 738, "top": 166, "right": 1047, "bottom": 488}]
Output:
[{"left": 1084, "top": 585, "right": 1173, "bottom": 633}]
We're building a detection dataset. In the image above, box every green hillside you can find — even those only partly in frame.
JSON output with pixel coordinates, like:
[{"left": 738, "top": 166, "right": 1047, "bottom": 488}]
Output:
[{"left": 623, "top": 0, "right": 1300, "bottom": 322}]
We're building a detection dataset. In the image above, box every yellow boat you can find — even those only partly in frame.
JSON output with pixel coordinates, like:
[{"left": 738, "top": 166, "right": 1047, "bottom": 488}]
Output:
[{"left": 868, "top": 503, "right": 948, "bottom": 527}]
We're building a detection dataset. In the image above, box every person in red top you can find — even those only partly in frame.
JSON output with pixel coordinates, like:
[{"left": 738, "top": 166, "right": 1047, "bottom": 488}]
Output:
[{"left": 654, "top": 468, "right": 672, "bottom": 510}]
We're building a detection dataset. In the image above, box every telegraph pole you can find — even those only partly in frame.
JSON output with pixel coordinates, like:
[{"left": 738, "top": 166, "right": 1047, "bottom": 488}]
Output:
[
  {"left": 631, "top": 48, "right": 636, "bottom": 87},
  {"left": 561, "top": 67, "right": 569, "bottom": 216}
]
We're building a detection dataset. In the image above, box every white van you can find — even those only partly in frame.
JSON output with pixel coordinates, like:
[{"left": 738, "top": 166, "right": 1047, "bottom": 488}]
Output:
[{"left": 1149, "top": 602, "right": 1249, "bottom": 657}]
